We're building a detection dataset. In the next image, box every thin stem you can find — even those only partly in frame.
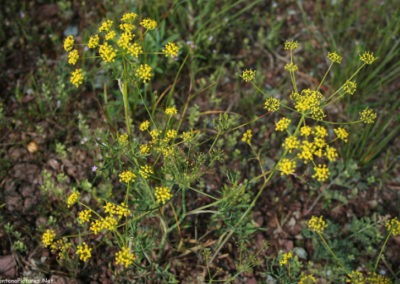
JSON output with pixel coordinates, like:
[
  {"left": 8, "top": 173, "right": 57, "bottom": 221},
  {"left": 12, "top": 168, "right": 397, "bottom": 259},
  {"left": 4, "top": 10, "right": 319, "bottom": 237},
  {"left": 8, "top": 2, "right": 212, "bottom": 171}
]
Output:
[
  {"left": 374, "top": 233, "right": 391, "bottom": 272},
  {"left": 317, "top": 232, "right": 348, "bottom": 274}
]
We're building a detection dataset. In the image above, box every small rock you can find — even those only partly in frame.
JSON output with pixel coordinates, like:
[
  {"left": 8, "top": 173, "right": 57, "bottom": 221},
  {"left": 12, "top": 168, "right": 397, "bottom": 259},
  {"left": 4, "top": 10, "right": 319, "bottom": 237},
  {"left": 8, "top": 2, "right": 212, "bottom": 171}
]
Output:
[{"left": 0, "top": 255, "right": 17, "bottom": 278}]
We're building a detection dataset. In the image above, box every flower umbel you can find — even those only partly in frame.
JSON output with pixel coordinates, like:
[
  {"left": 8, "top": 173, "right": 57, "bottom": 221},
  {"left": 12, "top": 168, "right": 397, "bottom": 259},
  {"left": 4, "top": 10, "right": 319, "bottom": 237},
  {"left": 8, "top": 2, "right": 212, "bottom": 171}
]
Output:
[
  {"left": 42, "top": 229, "right": 56, "bottom": 247},
  {"left": 359, "top": 107, "right": 377, "bottom": 124},
  {"left": 115, "top": 246, "right": 136, "bottom": 268},
  {"left": 284, "top": 40, "right": 298, "bottom": 51},
  {"left": 308, "top": 216, "right": 327, "bottom": 233},
  {"left": 64, "top": 35, "right": 74, "bottom": 52},
  {"left": 241, "top": 69, "right": 256, "bottom": 82},
  {"left": 163, "top": 42, "right": 180, "bottom": 58},
  {"left": 360, "top": 51, "right": 377, "bottom": 65},
  {"left": 385, "top": 217, "right": 400, "bottom": 236},
  {"left": 67, "top": 191, "right": 80, "bottom": 208},
  {"left": 241, "top": 129, "right": 252, "bottom": 145},
  {"left": 76, "top": 242, "right": 92, "bottom": 262},
  {"left": 155, "top": 186, "right": 172, "bottom": 204},
  {"left": 135, "top": 64, "right": 153, "bottom": 83},
  {"left": 119, "top": 170, "right": 136, "bottom": 183},
  {"left": 275, "top": 117, "right": 291, "bottom": 132},
  {"left": 279, "top": 251, "right": 293, "bottom": 266},
  {"left": 70, "top": 68, "right": 84, "bottom": 87},
  {"left": 327, "top": 52, "right": 342, "bottom": 64},
  {"left": 264, "top": 97, "right": 280, "bottom": 112},
  {"left": 140, "top": 18, "right": 157, "bottom": 30}
]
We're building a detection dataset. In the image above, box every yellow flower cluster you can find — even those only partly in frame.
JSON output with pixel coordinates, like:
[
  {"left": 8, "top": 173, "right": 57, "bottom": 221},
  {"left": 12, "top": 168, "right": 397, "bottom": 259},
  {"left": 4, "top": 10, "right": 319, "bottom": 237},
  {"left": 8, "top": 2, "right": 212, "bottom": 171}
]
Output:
[
  {"left": 63, "top": 35, "right": 74, "bottom": 51},
  {"left": 284, "top": 62, "right": 298, "bottom": 72},
  {"left": 163, "top": 42, "right": 180, "bottom": 58},
  {"left": 128, "top": 42, "right": 143, "bottom": 58},
  {"left": 275, "top": 117, "right": 291, "bottom": 132},
  {"left": 277, "top": 158, "right": 296, "bottom": 176},
  {"left": 139, "top": 165, "right": 153, "bottom": 179},
  {"left": 166, "top": 129, "right": 178, "bottom": 140},
  {"left": 241, "top": 69, "right": 256, "bottom": 82},
  {"left": 279, "top": 251, "right": 293, "bottom": 266},
  {"left": 117, "top": 133, "right": 129, "bottom": 146},
  {"left": 115, "top": 246, "right": 136, "bottom": 267},
  {"left": 90, "top": 216, "right": 118, "bottom": 234},
  {"left": 121, "top": 12, "right": 138, "bottom": 22},
  {"left": 135, "top": 64, "right": 153, "bottom": 83},
  {"left": 359, "top": 107, "right": 377, "bottom": 124},
  {"left": 119, "top": 170, "right": 136, "bottom": 183},
  {"left": 50, "top": 238, "right": 71, "bottom": 260},
  {"left": 284, "top": 40, "right": 298, "bottom": 51},
  {"left": 264, "top": 97, "right": 280, "bottom": 112},
  {"left": 155, "top": 186, "right": 172, "bottom": 204},
  {"left": 140, "top": 144, "right": 151, "bottom": 154},
  {"left": 68, "top": 49, "right": 79, "bottom": 65},
  {"left": 67, "top": 191, "right": 80, "bottom": 208},
  {"left": 347, "top": 270, "right": 364, "bottom": 284},
  {"left": 334, "top": 127, "right": 349, "bottom": 143},
  {"left": 87, "top": 34, "right": 100, "bottom": 49},
  {"left": 312, "top": 164, "right": 330, "bottom": 182},
  {"left": 308, "top": 216, "right": 327, "bottom": 233},
  {"left": 139, "top": 120, "right": 150, "bottom": 131},
  {"left": 42, "top": 229, "right": 56, "bottom": 247},
  {"left": 165, "top": 106, "right": 178, "bottom": 116},
  {"left": 360, "top": 51, "right": 377, "bottom": 65},
  {"left": 78, "top": 210, "right": 92, "bottom": 224},
  {"left": 385, "top": 217, "right": 400, "bottom": 236},
  {"left": 140, "top": 18, "right": 157, "bottom": 30},
  {"left": 70, "top": 68, "right": 84, "bottom": 87},
  {"left": 291, "top": 89, "right": 325, "bottom": 119},
  {"left": 241, "top": 129, "right": 252, "bottom": 145},
  {"left": 99, "top": 19, "right": 113, "bottom": 32},
  {"left": 327, "top": 52, "right": 342, "bottom": 64},
  {"left": 343, "top": 80, "right": 357, "bottom": 95},
  {"left": 99, "top": 42, "right": 117, "bottom": 62},
  {"left": 76, "top": 242, "right": 92, "bottom": 262},
  {"left": 103, "top": 202, "right": 130, "bottom": 218}
]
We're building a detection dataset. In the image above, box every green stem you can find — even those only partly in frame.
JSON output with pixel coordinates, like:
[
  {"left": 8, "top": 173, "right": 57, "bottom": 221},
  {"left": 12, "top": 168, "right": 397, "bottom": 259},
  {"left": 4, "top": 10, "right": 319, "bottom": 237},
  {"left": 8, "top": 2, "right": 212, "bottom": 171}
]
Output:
[
  {"left": 317, "top": 232, "right": 348, "bottom": 274},
  {"left": 374, "top": 232, "right": 391, "bottom": 272},
  {"left": 120, "top": 80, "right": 131, "bottom": 136},
  {"left": 317, "top": 62, "right": 333, "bottom": 91}
]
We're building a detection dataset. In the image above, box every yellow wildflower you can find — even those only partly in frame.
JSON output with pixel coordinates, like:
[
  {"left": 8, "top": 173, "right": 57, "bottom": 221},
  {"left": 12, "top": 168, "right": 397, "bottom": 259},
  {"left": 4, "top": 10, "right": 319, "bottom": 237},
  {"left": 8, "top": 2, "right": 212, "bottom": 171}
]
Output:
[
  {"left": 139, "top": 165, "right": 153, "bottom": 179},
  {"left": 135, "top": 64, "right": 153, "bottom": 83},
  {"left": 166, "top": 129, "right": 178, "bottom": 140},
  {"left": 67, "top": 191, "right": 80, "bottom": 208},
  {"left": 165, "top": 106, "right": 178, "bottom": 116},
  {"left": 347, "top": 271, "right": 365, "bottom": 284},
  {"left": 119, "top": 170, "right": 136, "bottom": 183},
  {"left": 87, "top": 34, "right": 100, "bottom": 49},
  {"left": 70, "top": 68, "right": 84, "bottom": 87},
  {"left": 139, "top": 120, "right": 150, "bottom": 131},
  {"left": 241, "top": 69, "right": 256, "bottom": 82},
  {"left": 325, "top": 145, "right": 338, "bottom": 162},
  {"left": 99, "top": 42, "right": 117, "bottom": 63},
  {"left": 360, "top": 51, "right": 377, "bottom": 65},
  {"left": 279, "top": 251, "right": 293, "bottom": 266},
  {"left": 99, "top": 19, "right": 113, "bottom": 32},
  {"left": 76, "top": 242, "right": 91, "bottom": 262},
  {"left": 284, "top": 40, "right": 298, "bottom": 51},
  {"left": 117, "top": 32, "right": 133, "bottom": 50},
  {"left": 277, "top": 158, "right": 296, "bottom": 176},
  {"left": 121, "top": 12, "right": 138, "bottom": 22},
  {"left": 300, "top": 126, "right": 312, "bottom": 137},
  {"left": 42, "top": 229, "right": 56, "bottom": 247},
  {"left": 343, "top": 80, "right": 357, "bottom": 95},
  {"left": 140, "top": 144, "right": 150, "bottom": 154},
  {"left": 312, "top": 164, "right": 329, "bottom": 182},
  {"left": 297, "top": 141, "right": 315, "bottom": 163},
  {"left": 359, "top": 107, "right": 377, "bottom": 124},
  {"left": 163, "top": 42, "right": 180, "bottom": 58},
  {"left": 264, "top": 97, "right": 280, "bottom": 112},
  {"left": 128, "top": 42, "right": 143, "bottom": 58},
  {"left": 115, "top": 246, "right": 135, "bottom": 268},
  {"left": 275, "top": 117, "right": 291, "bottom": 132},
  {"left": 155, "top": 186, "right": 172, "bottom": 204},
  {"left": 78, "top": 210, "right": 92, "bottom": 224},
  {"left": 241, "top": 129, "right": 252, "bottom": 145},
  {"left": 68, "top": 49, "right": 79, "bottom": 65},
  {"left": 308, "top": 216, "right": 327, "bottom": 233},
  {"left": 283, "top": 135, "right": 300, "bottom": 152},
  {"left": 118, "top": 133, "right": 129, "bottom": 146},
  {"left": 120, "top": 23, "right": 135, "bottom": 32},
  {"left": 63, "top": 35, "right": 74, "bottom": 52},
  {"left": 334, "top": 127, "right": 349, "bottom": 142},
  {"left": 385, "top": 217, "right": 400, "bottom": 236},
  {"left": 313, "top": 125, "right": 328, "bottom": 137},
  {"left": 327, "top": 52, "right": 342, "bottom": 64},
  {"left": 140, "top": 18, "right": 157, "bottom": 30},
  {"left": 284, "top": 63, "right": 298, "bottom": 72},
  {"left": 105, "top": 30, "right": 117, "bottom": 41}
]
